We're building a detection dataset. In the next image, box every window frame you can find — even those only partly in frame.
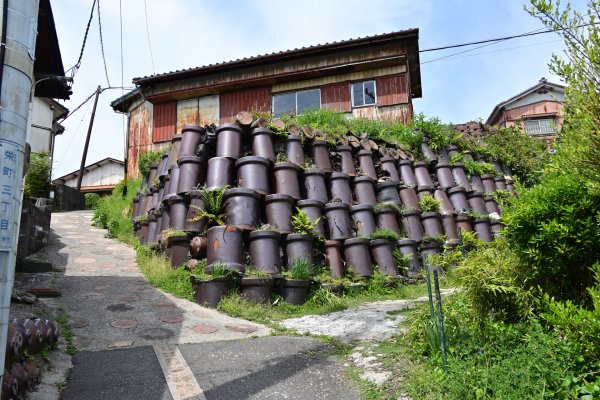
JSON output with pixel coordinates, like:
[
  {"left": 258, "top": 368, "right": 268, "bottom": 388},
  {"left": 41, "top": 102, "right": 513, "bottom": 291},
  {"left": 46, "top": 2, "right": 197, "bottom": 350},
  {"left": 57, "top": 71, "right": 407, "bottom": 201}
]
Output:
[
  {"left": 350, "top": 80, "right": 377, "bottom": 108},
  {"left": 272, "top": 88, "right": 322, "bottom": 117},
  {"left": 522, "top": 117, "right": 556, "bottom": 135}
]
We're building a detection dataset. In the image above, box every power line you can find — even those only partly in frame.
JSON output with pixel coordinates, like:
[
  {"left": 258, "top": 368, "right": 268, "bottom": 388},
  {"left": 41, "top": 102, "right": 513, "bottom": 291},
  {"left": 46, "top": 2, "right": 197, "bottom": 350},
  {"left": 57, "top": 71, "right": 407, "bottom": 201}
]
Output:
[
  {"left": 97, "top": 0, "right": 111, "bottom": 87},
  {"left": 65, "top": 0, "right": 97, "bottom": 78},
  {"left": 142, "top": 0, "right": 156, "bottom": 74}
]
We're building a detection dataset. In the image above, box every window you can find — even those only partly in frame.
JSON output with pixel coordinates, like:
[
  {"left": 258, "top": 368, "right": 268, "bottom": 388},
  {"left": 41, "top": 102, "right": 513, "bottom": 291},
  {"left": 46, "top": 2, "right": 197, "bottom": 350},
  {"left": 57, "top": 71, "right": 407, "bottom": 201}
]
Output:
[
  {"left": 351, "top": 81, "right": 376, "bottom": 107},
  {"left": 523, "top": 118, "right": 555, "bottom": 135},
  {"left": 272, "top": 89, "right": 321, "bottom": 117}
]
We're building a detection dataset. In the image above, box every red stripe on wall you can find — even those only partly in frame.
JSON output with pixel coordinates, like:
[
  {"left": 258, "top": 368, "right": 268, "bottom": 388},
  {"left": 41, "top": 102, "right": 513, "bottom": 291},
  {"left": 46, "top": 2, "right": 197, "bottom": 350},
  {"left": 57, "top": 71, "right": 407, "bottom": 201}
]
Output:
[
  {"left": 220, "top": 87, "right": 271, "bottom": 123},
  {"left": 376, "top": 74, "right": 408, "bottom": 106},
  {"left": 153, "top": 101, "right": 176, "bottom": 143},
  {"left": 321, "top": 82, "right": 351, "bottom": 112}
]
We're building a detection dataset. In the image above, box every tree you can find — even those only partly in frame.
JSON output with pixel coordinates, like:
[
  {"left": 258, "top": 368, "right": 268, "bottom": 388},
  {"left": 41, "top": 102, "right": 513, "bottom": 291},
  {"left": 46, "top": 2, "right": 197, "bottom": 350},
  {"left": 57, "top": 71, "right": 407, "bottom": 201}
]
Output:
[
  {"left": 24, "top": 152, "right": 51, "bottom": 199},
  {"left": 527, "top": 0, "right": 600, "bottom": 193}
]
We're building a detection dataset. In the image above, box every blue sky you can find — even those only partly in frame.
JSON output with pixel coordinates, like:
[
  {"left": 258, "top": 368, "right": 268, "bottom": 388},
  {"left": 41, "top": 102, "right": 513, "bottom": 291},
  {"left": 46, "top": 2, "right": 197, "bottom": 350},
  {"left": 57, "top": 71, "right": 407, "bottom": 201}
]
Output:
[{"left": 50, "top": 0, "right": 581, "bottom": 178}]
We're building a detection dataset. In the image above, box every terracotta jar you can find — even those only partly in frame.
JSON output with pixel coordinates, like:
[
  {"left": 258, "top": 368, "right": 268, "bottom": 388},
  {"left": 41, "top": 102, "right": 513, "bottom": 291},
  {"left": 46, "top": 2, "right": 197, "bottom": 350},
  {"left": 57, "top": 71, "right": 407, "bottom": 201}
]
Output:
[
  {"left": 484, "top": 195, "right": 501, "bottom": 214},
  {"left": 463, "top": 150, "right": 475, "bottom": 162},
  {"left": 240, "top": 277, "right": 274, "bottom": 304},
  {"left": 329, "top": 172, "right": 353, "bottom": 204},
  {"left": 277, "top": 279, "right": 311, "bottom": 305},
  {"left": 167, "top": 133, "right": 183, "bottom": 168},
  {"left": 296, "top": 199, "right": 326, "bottom": 238},
  {"left": 265, "top": 194, "right": 294, "bottom": 234},
  {"left": 357, "top": 150, "right": 377, "bottom": 180},
  {"left": 161, "top": 175, "right": 171, "bottom": 204},
  {"left": 147, "top": 163, "right": 159, "bottom": 189},
  {"left": 343, "top": 238, "right": 373, "bottom": 277},
  {"left": 399, "top": 185, "right": 421, "bottom": 211},
  {"left": 473, "top": 218, "right": 493, "bottom": 242},
  {"left": 398, "top": 160, "right": 417, "bottom": 187},
  {"left": 435, "top": 162, "right": 456, "bottom": 189},
  {"left": 324, "top": 202, "right": 352, "bottom": 240},
  {"left": 139, "top": 219, "right": 149, "bottom": 243},
  {"left": 303, "top": 169, "right": 329, "bottom": 204},
  {"left": 311, "top": 140, "right": 332, "bottom": 173},
  {"left": 224, "top": 188, "right": 261, "bottom": 230},
  {"left": 190, "top": 275, "right": 232, "bottom": 309},
  {"left": 353, "top": 176, "right": 377, "bottom": 205},
  {"left": 164, "top": 165, "right": 180, "bottom": 201},
  {"left": 401, "top": 210, "right": 424, "bottom": 241},
  {"left": 370, "top": 239, "right": 399, "bottom": 276},
  {"left": 286, "top": 134, "right": 305, "bottom": 166},
  {"left": 168, "top": 195, "right": 188, "bottom": 230},
  {"left": 206, "top": 157, "right": 235, "bottom": 190},
  {"left": 249, "top": 230, "right": 282, "bottom": 274},
  {"left": 274, "top": 162, "right": 302, "bottom": 200},
  {"left": 215, "top": 124, "right": 243, "bottom": 159},
  {"left": 397, "top": 239, "right": 421, "bottom": 277},
  {"left": 379, "top": 157, "right": 400, "bottom": 182},
  {"left": 447, "top": 145, "right": 460, "bottom": 158},
  {"left": 147, "top": 213, "right": 158, "bottom": 245},
  {"left": 470, "top": 174, "right": 485, "bottom": 193},
  {"left": 434, "top": 189, "right": 454, "bottom": 215},
  {"left": 447, "top": 186, "right": 470, "bottom": 213},
  {"left": 336, "top": 145, "right": 356, "bottom": 176},
  {"left": 179, "top": 125, "right": 204, "bottom": 159},
  {"left": 495, "top": 177, "right": 507, "bottom": 191},
  {"left": 441, "top": 212, "right": 459, "bottom": 241},
  {"left": 285, "top": 233, "right": 314, "bottom": 265},
  {"left": 376, "top": 205, "right": 402, "bottom": 235},
  {"left": 190, "top": 236, "right": 207, "bottom": 259},
  {"left": 491, "top": 219, "right": 504, "bottom": 237},
  {"left": 184, "top": 190, "right": 205, "bottom": 233},
  {"left": 206, "top": 225, "right": 244, "bottom": 272},
  {"left": 421, "top": 138, "right": 437, "bottom": 164},
  {"left": 414, "top": 161, "right": 433, "bottom": 187},
  {"left": 506, "top": 178, "right": 515, "bottom": 196},
  {"left": 132, "top": 197, "right": 141, "bottom": 219},
  {"left": 141, "top": 189, "right": 154, "bottom": 215},
  {"left": 177, "top": 156, "right": 204, "bottom": 195},
  {"left": 420, "top": 241, "right": 443, "bottom": 271},
  {"left": 451, "top": 163, "right": 472, "bottom": 191},
  {"left": 169, "top": 233, "right": 190, "bottom": 268},
  {"left": 377, "top": 181, "right": 401, "bottom": 206},
  {"left": 421, "top": 211, "right": 444, "bottom": 237},
  {"left": 153, "top": 211, "right": 163, "bottom": 244},
  {"left": 481, "top": 174, "right": 497, "bottom": 193},
  {"left": 324, "top": 240, "right": 345, "bottom": 279},
  {"left": 150, "top": 187, "right": 160, "bottom": 211},
  {"left": 236, "top": 156, "right": 271, "bottom": 195},
  {"left": 467, "top": 191, "right": 487, "bottom": 215},
  {"left": 158, "top": 153, "right": 169, "bottom": 181},
  {"left": 350, "top": 204, "right": 377, "bottom": 237},
  {"left": 417, "top": 185, "right": 435, "bottom": 201},
  {"left": 455, "top": 214, "right": 473, "bottom": 233},
  {"left": 251, "top": 127, "right": 276, "bottom": 161}
]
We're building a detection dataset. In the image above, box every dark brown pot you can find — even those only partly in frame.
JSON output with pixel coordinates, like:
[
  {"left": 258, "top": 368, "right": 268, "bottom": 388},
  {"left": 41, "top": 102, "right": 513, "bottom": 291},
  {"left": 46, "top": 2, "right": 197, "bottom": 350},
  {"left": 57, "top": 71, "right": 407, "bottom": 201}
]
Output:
[
  {"left": 148, "top": 163, "right": 159, "bottom": 189},
  {"left": 467, "top": 191, "right": 487, "bottom": 215},
  {"left": 240, "top": 277, "right": 274, "bottom": 304},
  {"left": 236, "top": 156, "right": 271, "bottom": 195},
  {"left": 286, "top": 134, "right": 305, "bottom": 166},
  {"left": 167, "top": 133, "right": 183, "bottom": 168},
  {"left": 421, "top": 138, "right": 437, "bottom": 164},
  {"left": 286, "top": 233, "right": 314, "bottom": 265},
  {"left": 353, "top": 175, "right": 377, "bottom": 205},
  {"left": 324, "top": 240, "right": 345, "bottom": 279},
  {"left": 397, "top": 239, "right": 421, "bottom": 277},
  {"left": 249, "top": 230, "right": 281, "bottom": 274},
  {"left": 441, "top": 213, "right": 459, "bottom": 241},
  {"left": 147, "top": 213, "right": 158, "bottom": 245},
  {"left": 139, "top": 219, "right": 149, "bottom": 243},
  {"left": 168, "top": 195, "right": 188, "bottom": 230},
  {"left": 132, "top": 197, "right": 141, "bottom": 219},
  {"left": 447, "top": 145, "right": 460, "bottom": 158},
  {"left": 160, "top": 204, "right": 170, "bottom": 235},
  {"left": 184, "top": 190, "right": 205, "bottom": 233},
  {"left": 491, "top": 219, "right": 504, "bottom": 237},
  {"left": 149, "top": 188, "right": 160, "bottom": 211},
  {"left": 414, "top": 161, "right": 433, "bottom": 187},
  {"left": 473, "top": 218, "right": 493, "bottom": 242},
  {"left": 370, "top": 239, "right": 399, "bottom": 275},
  {"left": 481, "top": 174, "right": 496, "bottom": 194},
  {"left": 206, "top": 225, "right": 244, "bottom": 272},
  {"left": 398, "top": 160, "right": 417, "bottom": 187},
  {"left": 357, "top": 150, "right": 377, "bottom": 179},
  {"left": 159, "top": 152, "right": 169, "bottom": 179},
  {"left": 274, "top": 162, "right": 301, "bottom": 200},
  {"left": 265, "top": 194, "right": 294, "bottom": 234},
  {"left": 399, "top": 185, "right": 421, "bottom": 211},
  {"left": 329, "top": 172, "right": 353, "bottom": 204},
  {"left": 191, "top": 275, "right": 232, "bottom": 309},
  {"left": 164, "top": 165, "right": 181, "bottom": 201},
  {"left": 169, "top": 233, "right": 189, "bottom": 268},
  {"left": 447, "top": 186, "right": 470, "bottom": 213},
  {"left": 343, "top": 238, "right": 373, "bottom": 277},
  {"left": 216, "top": 123, "right": 243, "bottom": 159},
  {"left": 177, "top": 156, "right": 204, "bottom": 195},
  {"left": 377, "top": 181, "right": 401, "bottom": 206},
  {"left": 141, "top": 190, "right": 153, "bottom": 215},
  {"left": 153, "top": 211, "right": 163, "bottom": 244},
  {"left": 435, "top": 162, "right": 456, "bottom": 189},
  {"left": 206, "top": 157, "right": 235, "bottom": 190},
  {"left": 451, "top": 163, "right": 472, "bottom": 191},
  {"left": 420, "top": 241, "right": 443, "bottom": 271},
  {"left": 417, "top": 185, "right": 435, "bottom": 201},
  {"left": 421, "top": 212, "right": 444, "bottom": 237},
  {"left": 350, "top": 204, "right": 377, "bottom": 237},
  {"left": 376, "top": 205, "right": 402, "bottom": 235},
  {"left": 506, "top": 178, "right": 515, "bottom": 196},
  {"left": 277, "top": 279, "right": 310, "bottom": 305},
  {"left": 434, "top": 189, "right": 454, "bottom": 215},
  {"left": 296, "top": 199, "right": 326, "bottom": 238},
  {"left": 484, "top": 195, "right": 501, "bottom": 214},
  {"left": 379, "top": 157, "right": 400, "bottom": 182},
  {"left": 463, "top": 150, "right": 475, "bottom": 162},
  {"left": 311, "top": 140, "right": 332, "bottom": 173},
  {"left": 455, "top": 214, "right": 473, "bottom": 233},
  {"left": 470, "top": 174, "right": 485, "bottom": 193},
  {"left": 494, "top": 177, "right": 507, "bottom": 191},
  {"left": 179, "top": 125, "right": 204, "bottom": 159},
  {"left": 336, "top": 145, "right": 356, "bottom": 176},
  {"left": 190, "top": 236, "right": 207, "bottom": 259},
  {"left": 303, "top": 169, "right": 329, "bottom": 204},
  {"left": 252, "top": 127, "right": 276, "bottom": 161},
  {"left": 402, "top": 210, "right": 424, "bottom": 241},
  {"left": 324, "top": 202, "right": 352, "bottom": 240},
  {"left": 224, "top": 188, "right": 260, "bottom": 230}
]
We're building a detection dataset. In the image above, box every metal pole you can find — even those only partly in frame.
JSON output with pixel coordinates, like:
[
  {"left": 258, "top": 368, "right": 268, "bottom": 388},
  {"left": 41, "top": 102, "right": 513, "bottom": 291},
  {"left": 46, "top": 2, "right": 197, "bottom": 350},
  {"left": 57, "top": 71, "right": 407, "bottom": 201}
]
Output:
[
  {"left": 424, "top": 257, "right": 435, "bottom": 321},
  {"left": 76, "top": 85, "right": 101, "bottom": 190},
  {"left": 433, "top": 269, "right": 448, "bottom": 371}
]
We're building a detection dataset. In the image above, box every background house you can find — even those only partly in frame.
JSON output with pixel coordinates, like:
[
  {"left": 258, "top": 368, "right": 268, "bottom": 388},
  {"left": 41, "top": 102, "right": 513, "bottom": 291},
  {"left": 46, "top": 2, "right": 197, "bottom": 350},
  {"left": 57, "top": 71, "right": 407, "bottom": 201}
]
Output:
[
  {"left": 111, "top": 29, "right": 422, "bottom": 176},
  {"left": 52, "top": 157, "right": 124, "bottom": 195},
  {"left": 29, "top": 97, "right": 67, "bottom": 156},
  {"left": 486, "top": 78, "right": 564, "bottom": 142}
]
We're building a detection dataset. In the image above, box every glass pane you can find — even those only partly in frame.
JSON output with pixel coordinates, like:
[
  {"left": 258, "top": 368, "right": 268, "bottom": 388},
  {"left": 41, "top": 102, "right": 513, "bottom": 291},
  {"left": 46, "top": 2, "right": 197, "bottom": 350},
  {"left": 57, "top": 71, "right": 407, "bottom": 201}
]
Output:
[
  {"left": 297, "top": 89, "right": 321, "bottom": 114},
  {"left": 538, "top": 118, "right": 552, "bottom": 126},
  {"left": 352, "top": 83, "right": 363, "bottom": 106},
  {"left": 364, "top": 81, "right": 376, "bottom": 105},
  {"left": 273, "top": 93, "right": 296, "bottom": 117},
  {"left": 524, "top": 120, "right": 538, "bottom": 127}
]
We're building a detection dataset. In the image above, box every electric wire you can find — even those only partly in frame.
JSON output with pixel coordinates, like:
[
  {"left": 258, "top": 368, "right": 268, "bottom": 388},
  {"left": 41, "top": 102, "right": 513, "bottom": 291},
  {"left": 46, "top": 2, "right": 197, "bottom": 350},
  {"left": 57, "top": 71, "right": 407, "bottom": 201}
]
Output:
[
  {"left": 97, "top": 0, "right": 111, "bottom": 87},
  {"left": 65, "top": 0, "right": 97, "bottom": 78},
  {"left": 55, "top": 96, "right": 94, "bottom": 172},
  {"left": 142, "top": 0, "right": 156, "bottom": 74}
]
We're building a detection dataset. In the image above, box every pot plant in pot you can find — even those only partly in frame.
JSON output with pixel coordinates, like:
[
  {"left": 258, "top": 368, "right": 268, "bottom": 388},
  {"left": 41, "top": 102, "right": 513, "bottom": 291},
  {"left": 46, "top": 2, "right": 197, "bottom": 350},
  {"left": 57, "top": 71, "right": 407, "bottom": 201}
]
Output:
[
  {"left": 368, "top": 229, "right": 400, "bottom": 276},
  {"left": 419, "top": 193, "right": 444, "bottom": 237},
  {"left": 277, "top": 259, "right": 314, "bottom": 305},
  {"left": 189, "top": 185, "right": 227, "bottom": 229},
  {"left": 239, "top": 267, "right": 274, "bottom": 304},
  {"left": 190, "top": 262, "right": 233, "bottom": 308},
  {"left": 286, "top": 208, "right": 321, "bottom": 266}
]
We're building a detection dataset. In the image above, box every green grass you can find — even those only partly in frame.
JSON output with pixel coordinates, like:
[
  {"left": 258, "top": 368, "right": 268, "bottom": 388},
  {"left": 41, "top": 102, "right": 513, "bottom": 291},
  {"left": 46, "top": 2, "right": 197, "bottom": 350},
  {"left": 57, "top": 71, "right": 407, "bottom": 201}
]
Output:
[{"left": 55, "top": 309, "right": 76, "bottom": 356}]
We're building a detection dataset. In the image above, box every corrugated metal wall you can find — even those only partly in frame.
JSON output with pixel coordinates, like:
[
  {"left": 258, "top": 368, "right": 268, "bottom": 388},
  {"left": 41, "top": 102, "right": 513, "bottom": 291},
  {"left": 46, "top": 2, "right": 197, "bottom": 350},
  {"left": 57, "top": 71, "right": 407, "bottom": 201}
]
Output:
[
  {"left": 176, "top": 98, "right": 200, "bottom": 133},
  {"left": 219, "top": 87, "right": 271, "bottom": 123},
  {"left": 128, "top": 101, "right": 153, "bottom": 177},
  {"left": 376, "top": 74, "right": 408, "bottom": 106},
  {"left": 321, "top": 82, "right": 351, "bottom": 112},
  {"left": 153, "top": 101, "right": 176, "bottom": 143}
]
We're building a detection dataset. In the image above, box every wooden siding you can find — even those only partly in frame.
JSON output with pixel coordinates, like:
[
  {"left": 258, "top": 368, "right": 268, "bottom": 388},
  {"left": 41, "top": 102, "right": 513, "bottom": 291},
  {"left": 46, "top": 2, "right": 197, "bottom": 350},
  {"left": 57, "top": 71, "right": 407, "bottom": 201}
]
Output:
[
  {"left": 219, "top": 87, "right": 271, "bottom": 123},
  {"left": 153, "top": 101, "right": 176, "bottom": 143},
  {"left": 321, "top": 82, "right": 351, "bottom": 112},
  {"left": 376, "top": 74, "right": 408, "bottom": 106}
]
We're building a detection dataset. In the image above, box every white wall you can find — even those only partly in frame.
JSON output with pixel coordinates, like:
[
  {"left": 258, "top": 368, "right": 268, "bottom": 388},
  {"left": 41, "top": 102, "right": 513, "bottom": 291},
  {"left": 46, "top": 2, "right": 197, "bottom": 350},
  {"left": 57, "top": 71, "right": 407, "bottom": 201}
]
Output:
[
  {"left": 62, "top": 161, "right": 124, "bottom": 188},
  {"left": 507, "top": 90, "right": 565, "bottom": 110},
  {"left": 29, "top": 97, "right": 53, "bottom": 153}
]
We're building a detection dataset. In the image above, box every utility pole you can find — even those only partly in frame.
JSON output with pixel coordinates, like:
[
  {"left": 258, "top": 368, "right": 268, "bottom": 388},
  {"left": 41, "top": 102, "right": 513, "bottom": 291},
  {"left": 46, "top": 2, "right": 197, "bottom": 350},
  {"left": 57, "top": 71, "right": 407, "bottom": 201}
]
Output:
[{"left": 76, "top": 85, "right": 101, "bottom": 190}]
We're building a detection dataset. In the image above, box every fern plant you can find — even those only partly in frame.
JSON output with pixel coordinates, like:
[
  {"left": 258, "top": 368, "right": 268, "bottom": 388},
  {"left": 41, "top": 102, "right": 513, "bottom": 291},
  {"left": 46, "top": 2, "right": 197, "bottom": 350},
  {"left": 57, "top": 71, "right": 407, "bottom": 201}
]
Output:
[
  {"left": 291, "top": 208, "right": 319, "bottom": 236},
  {"left": 191, "top": 185, "right": 228, "bottom": 228},
  {"left": 419, "top": 193, "right": 441, "bottom": 213}
]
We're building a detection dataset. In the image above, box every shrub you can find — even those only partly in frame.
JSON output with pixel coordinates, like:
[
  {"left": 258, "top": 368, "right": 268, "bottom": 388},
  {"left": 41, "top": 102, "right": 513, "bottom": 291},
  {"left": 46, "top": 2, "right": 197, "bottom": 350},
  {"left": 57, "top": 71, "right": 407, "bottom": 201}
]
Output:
[
  {"left": 138, "top": 149, "right": 163, "bottom": 179},
  {"left": 92, "top": 178, "right": 141, "bottom": 239},
  {"left": 85, "top": 193, "right": 100, "bottom": 209},
  {"left": 24, "top": 151, "right": 51, "bottom": 198}
]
